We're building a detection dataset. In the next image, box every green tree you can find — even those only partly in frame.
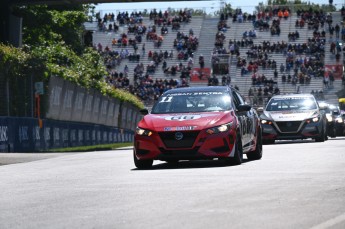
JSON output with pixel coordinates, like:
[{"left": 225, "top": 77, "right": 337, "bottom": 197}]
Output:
[
  {"left": 14, "top": 4, "right": 88, "bottom": 53},
  {"left": 1, "top": 4, "right": 144, "bottom": 117}
]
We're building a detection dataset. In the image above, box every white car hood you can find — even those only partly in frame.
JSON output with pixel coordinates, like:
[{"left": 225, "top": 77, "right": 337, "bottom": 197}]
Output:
[{"left": 264, "top": 110, "right": 319, "bottom": 121}]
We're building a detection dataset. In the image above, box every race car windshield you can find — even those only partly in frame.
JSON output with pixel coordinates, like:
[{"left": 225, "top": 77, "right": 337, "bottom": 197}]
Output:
[
  {"left": 266, "top": 97, "right": 317, "bottom": 111},
  {"left": 151, "top": 92, "right": 232, "bottom": 114}
]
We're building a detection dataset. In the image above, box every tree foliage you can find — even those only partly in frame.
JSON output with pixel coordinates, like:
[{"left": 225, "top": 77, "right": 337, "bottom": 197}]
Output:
[
  {"left": 14, "top": 4, "right": 88, "bottom": 53},
  {"left": 2, "top": 4, "right": 144, "bottom": 114}
]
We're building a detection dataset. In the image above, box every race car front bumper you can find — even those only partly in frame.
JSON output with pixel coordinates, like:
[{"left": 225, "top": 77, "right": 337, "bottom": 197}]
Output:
[
  {"left": 262, "top": 120, "right": 323, "bottom": 140},
  {"left": 134, "top": 129, "right": 237, "bottom": 161}
]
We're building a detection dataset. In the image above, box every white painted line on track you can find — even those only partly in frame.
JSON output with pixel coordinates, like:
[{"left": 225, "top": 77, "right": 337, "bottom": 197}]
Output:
[{"left": 310, "top": 212, "right": 345, "bottom": 229}]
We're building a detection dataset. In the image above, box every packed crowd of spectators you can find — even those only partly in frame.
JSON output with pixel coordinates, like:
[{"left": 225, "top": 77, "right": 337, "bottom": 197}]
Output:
[
  {"left": 149, "top": 9, "right": 192, "bottom": 28},
  {"left": 128, "top": 76, "right": 189, "bottom": 101},
  {"left": 248, "top": 83, "right": 281, "bottom": 106},
  {"left": 93, "top": 5, "right": 345, "bottom": 105},
  {"left": 93, "top": 9, "right": 197, "bottom": 102}
]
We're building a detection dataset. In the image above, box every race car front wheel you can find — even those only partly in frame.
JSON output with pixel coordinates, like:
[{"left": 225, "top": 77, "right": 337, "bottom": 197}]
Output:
[
  {"left": 134, "top": 151, "right": 153, "bottom": 169},
  {"left": 227, "top": 134, "right": 243, "bottom": 165},
  {"left": 247, "top": 130, "right": 263, "bottom": 160},
  {"left": 315, "top": 125, "right": 326, "bottom": 142}
]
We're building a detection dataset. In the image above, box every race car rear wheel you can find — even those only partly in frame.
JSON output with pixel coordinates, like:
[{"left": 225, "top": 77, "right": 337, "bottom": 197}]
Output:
[
  {"left": 134, "top": 151, "right": 153, "bottom": 169},
  {"left": 247, "top": 130, "right": 263, "bottom": 160}
]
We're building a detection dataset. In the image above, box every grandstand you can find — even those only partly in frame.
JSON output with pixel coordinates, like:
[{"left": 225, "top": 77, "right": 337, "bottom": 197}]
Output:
[{"left": 85, "top": 6, "right": 345, "bottom": 106}]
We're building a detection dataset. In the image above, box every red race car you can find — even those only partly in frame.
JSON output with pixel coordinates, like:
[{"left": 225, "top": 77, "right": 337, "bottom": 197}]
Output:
[{"left": 133, "top": 86, "right": 262, "bottom": 169}]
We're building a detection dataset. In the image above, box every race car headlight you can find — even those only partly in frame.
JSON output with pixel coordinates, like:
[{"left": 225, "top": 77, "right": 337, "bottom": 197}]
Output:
[
  {"left": 136, "top": 127, "right": 153, "bottom": 136},
  {"left": 306, "top": 116, "right": 319, "bottom": 123},
  {"left": 336, "top": 117, "right": 343, "bottom": 123},
  {"left": 206, "top": 122, "right": 232, "bottom": 135},
  {"left": 325, "top": 114, "right": 333, "bottom": 122},
  {"left": 261, "top": 119, "right": 273, "bottom": 125}
]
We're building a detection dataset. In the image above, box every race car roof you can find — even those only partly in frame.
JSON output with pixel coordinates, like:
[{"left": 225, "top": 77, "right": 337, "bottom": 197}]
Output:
[
  {"left": 270, "top": 94, "right": 315, "bottom": 99},
  {"left": 163, "top": 86, "right": 231, "bottom": 94}
]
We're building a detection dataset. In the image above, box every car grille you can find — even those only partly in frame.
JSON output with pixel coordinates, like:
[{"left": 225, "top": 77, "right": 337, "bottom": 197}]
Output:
[
  {"left": 275, "top": 121, "right": 302, "bottom": 133},
  {"left": 158, "top": 131, "right": 200, "bottom": 148}
]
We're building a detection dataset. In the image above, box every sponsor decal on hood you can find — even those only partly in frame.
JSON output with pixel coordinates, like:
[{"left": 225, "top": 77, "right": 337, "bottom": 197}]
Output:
[{"left": 264, "top": 110, "right": 318, "bottom": 121}]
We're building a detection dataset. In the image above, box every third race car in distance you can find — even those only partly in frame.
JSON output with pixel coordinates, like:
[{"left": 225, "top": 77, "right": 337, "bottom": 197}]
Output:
[
  {"left": 260, "top": 94, "right": 327, "bottom": 144},
  {"left": 133, "top": 86, "right": 262, "bottom": 169}
]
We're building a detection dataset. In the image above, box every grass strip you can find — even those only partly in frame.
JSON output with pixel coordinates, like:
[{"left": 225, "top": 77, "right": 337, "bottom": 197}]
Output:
[{"left": 48, "top": 142, "right": 133, "bottom": 153}]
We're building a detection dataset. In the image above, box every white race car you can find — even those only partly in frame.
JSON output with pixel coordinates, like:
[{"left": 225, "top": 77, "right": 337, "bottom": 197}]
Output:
[{"left": 259, "top": 94, "right": 327, "bottom": 144}]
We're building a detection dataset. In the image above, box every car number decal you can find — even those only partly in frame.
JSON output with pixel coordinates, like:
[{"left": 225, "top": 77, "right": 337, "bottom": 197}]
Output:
[{"left": 165, "top": 115, "right": 201, "bottom": 121}]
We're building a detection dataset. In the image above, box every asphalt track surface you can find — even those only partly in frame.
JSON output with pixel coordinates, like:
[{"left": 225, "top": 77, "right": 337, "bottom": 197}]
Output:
[{"left": 0, "top": 137, "right": 345, "bottom": 229}]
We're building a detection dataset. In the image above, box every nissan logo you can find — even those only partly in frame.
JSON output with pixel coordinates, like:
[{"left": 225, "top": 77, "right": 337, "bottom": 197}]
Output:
[{"left": 175, "top": 132, "right": 184, "bottom": 140}]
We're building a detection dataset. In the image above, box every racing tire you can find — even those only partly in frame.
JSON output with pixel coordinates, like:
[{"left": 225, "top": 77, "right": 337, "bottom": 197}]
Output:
[
  {"left": 166, "top": 160, "right": 179, "bottom": 166},
  {"left": 263, "top": 139, "right": 275, "bottom": 145},
  {"left": 330, "top": 127, "right": 337, "bottom": 138},
  {"left": 336, "top": 129, "right": 343, "bottom": 136},
  {"left": 315, "top": 126, "right": 325, "bottom": 142},
  {"left": 134, "top": 151, "right": 153, "bottom": 169},
  {"left": 227, "top": 134, "right": 243, "bottom": 165},
  {"left": 247, "top": 130, "right": 263, "bottom": 161}
]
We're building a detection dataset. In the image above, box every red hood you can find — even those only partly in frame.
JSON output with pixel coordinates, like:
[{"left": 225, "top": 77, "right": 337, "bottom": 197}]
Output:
[{"left": 139, "top": 112, "right": 233, "bottom": 132}]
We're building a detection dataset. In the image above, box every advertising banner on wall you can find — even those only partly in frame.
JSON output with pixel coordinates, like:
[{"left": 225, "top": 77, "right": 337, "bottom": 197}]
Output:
[
  {"left": 126, "top": 105, "right": 133, "bottom": 129},
  {"left": 59, "top": 80, "right": 76, "bottom": 121},
  {"left": 0, "top": 118, "right": 10, "bottom": 152},
  {"left": 81, "top": 89, "right": 94, "bottom": 123},
  {"left": 46, "top": 76, "right": 65, "bottom": 120},
  {"left": 113, "top": 99, "right": 121, "bottom": 127},
  {"left": 71, "top": 86, "right": 86, "bottom": 122},
  {"left": 91, "top": 92, "right": 102, "bottom": 124},
  {"left": 131, "top": 109, "right": 138, "bottom": 130},
  {"left": 106, "top": 99, "right": 115, "bottom": 127},
  {"left": 45, "top": 76, "right": 139, "bottom": 131},
  {"left": 99, "top": 96, "right": 109, "bottom": 125},
  {"left": 0, "top": 117, "right": 134, "bottom": 152},
  {"left": 120, "top": 102, "right": 128, "bottom": 129}
]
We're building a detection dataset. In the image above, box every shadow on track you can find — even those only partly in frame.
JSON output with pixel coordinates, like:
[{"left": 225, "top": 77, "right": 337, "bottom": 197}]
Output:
[
  {"left": 273, "top": 139, "right": 315, "bottom": 145},
  {"left": 270, "top": 136, "right": 345, "bottom": 145},
  {"left": 132, "top": 158, "right": 253, "bottom": 170}
]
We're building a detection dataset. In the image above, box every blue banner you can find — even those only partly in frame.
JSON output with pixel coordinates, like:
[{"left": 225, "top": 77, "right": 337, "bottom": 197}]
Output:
[{"left": 0, "top": 117, "right": 134, "bottom": 152}]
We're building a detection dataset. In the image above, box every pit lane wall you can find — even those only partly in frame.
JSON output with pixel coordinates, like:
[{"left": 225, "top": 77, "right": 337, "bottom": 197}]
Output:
[{"left": 0, "top": 76, "right": 142, "bottom": 152}]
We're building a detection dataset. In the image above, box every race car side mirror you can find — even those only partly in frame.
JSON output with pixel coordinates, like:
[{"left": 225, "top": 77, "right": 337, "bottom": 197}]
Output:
[
  {"left": 318, "top": 103, "right": 327, "bottom": 110},
  {"left": 237, "top": 104, "right": 252, "bottom": 112},
  {"left": 257, "top": 107, "right": 264, "bottom": 113},
  {"left": 140, "top": 109, "right": 149, "bottom": 115}
]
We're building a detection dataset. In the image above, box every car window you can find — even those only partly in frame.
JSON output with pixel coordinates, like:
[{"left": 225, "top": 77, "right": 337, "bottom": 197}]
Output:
[
  {"left": 266, "top": 97, "right": 317, "bottom": 111},
  {"left": 232, "top": 91, "right": 243, "bottom": 109},
  {"left": 151, "top": 91, "right": 232, "bottom": 114},
  {"left": 235, "top": 91, "right": 245, "bottom": 104}
]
